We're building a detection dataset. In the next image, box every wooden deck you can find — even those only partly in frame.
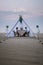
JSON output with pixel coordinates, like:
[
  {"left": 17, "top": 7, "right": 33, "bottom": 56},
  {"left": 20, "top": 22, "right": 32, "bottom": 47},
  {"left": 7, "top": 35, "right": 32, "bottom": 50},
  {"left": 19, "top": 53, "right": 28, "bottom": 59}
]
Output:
[{"left": 0, "top": 38, "right": 43, "bottom": 65}]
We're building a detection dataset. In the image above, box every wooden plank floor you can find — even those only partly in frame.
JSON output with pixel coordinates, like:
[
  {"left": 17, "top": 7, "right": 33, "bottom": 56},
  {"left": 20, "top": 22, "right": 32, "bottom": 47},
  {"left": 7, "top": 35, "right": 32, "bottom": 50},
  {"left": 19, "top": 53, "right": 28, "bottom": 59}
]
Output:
[{"left": 0, "top": 38, "right": 43, "bottom": 65}]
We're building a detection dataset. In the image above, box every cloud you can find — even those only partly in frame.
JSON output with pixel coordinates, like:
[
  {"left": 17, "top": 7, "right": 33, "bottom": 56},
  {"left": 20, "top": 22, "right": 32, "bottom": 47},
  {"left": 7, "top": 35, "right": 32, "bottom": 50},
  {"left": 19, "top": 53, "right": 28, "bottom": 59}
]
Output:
[
  {"left": 0, "top": 10, "right": 43, "bottom": 20},
  {"left": 0, "top": 0, "right": 43, "bottom": 12},
  {"left": 0, "top": 0, "right": 43, "bottom": 19},
  {"left": 0, "top": 11, "right": 32, "bottom": 20}
]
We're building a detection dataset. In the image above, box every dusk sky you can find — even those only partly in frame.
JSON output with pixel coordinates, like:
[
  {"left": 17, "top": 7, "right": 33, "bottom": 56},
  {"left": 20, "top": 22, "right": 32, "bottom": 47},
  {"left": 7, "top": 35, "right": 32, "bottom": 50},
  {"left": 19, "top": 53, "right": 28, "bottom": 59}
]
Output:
[{"left": 0, "top": 0, "right": 43, "bottom": 33}]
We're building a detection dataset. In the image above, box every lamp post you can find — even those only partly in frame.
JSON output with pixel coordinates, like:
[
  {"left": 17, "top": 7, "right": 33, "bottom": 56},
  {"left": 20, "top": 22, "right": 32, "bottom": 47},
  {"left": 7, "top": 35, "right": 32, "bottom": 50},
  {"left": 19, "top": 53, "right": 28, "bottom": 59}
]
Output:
[
  {"left": 36, "top": 25, "right": 40, "bottom": 40},
  {"left": 19, "top": 15, "right": 23, "bottom": 30},
  {"left": 6, "top": 25, "right": 9, "bottom": 38}
]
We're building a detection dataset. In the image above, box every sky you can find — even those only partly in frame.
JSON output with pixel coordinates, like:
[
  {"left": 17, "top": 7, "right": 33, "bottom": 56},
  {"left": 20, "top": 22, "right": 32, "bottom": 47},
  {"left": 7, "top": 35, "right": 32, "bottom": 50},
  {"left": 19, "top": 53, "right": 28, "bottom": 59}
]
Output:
[{"left": 0, "top": 0, "right": 43, "bottom": 33}]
